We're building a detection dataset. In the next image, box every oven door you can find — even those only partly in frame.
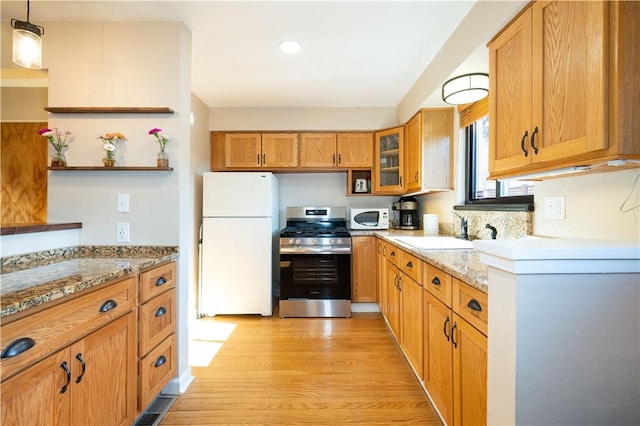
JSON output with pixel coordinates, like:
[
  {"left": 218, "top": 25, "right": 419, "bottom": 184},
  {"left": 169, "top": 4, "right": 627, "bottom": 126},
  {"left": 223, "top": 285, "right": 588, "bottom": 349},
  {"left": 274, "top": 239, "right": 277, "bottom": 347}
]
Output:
[{"left": 280, "top": 253, "right": 351, "bottom": 300}]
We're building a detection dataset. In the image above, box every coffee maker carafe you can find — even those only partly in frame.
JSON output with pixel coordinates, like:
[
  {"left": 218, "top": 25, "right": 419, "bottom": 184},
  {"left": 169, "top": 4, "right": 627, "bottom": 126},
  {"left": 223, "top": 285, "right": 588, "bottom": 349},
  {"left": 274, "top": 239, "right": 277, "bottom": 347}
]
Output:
[{"left": 396, "top": 196, "right": 419, "bottom": 230}]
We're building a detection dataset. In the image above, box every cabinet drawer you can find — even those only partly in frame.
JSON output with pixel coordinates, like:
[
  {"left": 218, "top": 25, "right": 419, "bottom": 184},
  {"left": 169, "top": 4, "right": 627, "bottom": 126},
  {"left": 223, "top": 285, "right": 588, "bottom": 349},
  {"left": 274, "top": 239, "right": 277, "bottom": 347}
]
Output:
[
  {"left": 1, "top": 277, "right": 136, "bottom": 381},
  {"left": 423, "top": 264, "right": 452, "bottom": 307},
  {"left": 453, "top": 279, "right": 488, "bottom": 335},
  {"left": 400, "top": 250, "right": 422, "bottom": 284},
  {"left": 140, "top": 262, "right": 176, "bottom": 304},
  {"left": 139, "top": 289, "right": 176, "bottom": 356},
  {"left": 138, "top": 334, "right": 176, "bottom": 411},
  {"left": 385, "top": 243, "right": 400, "bottom": 267}
]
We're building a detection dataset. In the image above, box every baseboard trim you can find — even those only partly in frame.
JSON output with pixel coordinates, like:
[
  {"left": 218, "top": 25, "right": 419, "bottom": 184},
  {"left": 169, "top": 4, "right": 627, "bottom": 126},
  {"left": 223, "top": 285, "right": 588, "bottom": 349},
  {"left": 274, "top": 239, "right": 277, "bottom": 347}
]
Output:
[
  {"left": 351, "top": 302, "right": 380, "bottom": 313},
  {"left": 162, "top": 367, "right": 194, "bottom": 395}
]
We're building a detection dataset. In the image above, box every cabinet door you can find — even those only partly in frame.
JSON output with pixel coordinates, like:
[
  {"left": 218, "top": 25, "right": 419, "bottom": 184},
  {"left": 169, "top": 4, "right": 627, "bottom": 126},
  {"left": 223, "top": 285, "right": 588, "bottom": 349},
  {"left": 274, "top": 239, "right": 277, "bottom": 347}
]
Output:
[
  {"left": 337, "top": 133, "right": 374, "bottom": 168},
  {"left": 400, "top": 274, "right": 423, "bottom": 379},
  {"left": 423, "top": 290, "right": 453, "bottom": 426},
  {"left": 70, "top": 313, "right": 136, "bottom": 426},
  {"left": 225, "top": 134, "right": 262, "bottom": 168},
  {"left": 385, "top": 262, "right": 401, "bottom": 340},
  {"left": 374, "top": 127, "right": 405, "bottom": 194},
  {"left": 489, "top": 8, "right": 533, "bottom": 175},
  {"left": 261, "top": 133, "right": 299, "bottom": 168},
  {"left": 531, "top": 0, "right": 609, "bottom": 163},
  {"left": 351, "top": 236, "right": 377, "bottom": 303},
  {"left": 405, "top": 112, "right": 422, "bottom": 192},
  {"left": 452, "top": 314, "right": 487, "bottom": 426},
  {"left": 299, "top": 133, "right": 336, "bottom": 168},
  {"left": 1, "top": 348, "right": 71, "bottom": 426},
  {"left": 421, "top": 109, "right": 454, "bottom": 190},
  {"left": 376, "top": 239, "right": 387, "bottom": 314}
]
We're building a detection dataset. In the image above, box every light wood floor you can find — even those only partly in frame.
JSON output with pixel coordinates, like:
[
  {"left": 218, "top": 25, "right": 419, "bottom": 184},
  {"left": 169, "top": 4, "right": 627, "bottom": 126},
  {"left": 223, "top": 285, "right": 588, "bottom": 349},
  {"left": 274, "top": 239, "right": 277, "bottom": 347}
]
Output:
[{"left": 161, "top": 312, "right": 442, "bottom": 425}]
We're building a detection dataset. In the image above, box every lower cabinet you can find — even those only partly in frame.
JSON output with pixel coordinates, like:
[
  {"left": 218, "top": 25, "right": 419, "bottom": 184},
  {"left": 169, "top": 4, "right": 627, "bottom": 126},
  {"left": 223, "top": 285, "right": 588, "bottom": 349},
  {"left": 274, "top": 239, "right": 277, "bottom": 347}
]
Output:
[
  {"left": 1, "top": 312, "right": 137, "bottom": 426},
  {"left": 400, "top": 271, "right": 423, "bottom": 379},
  {"left": 385, "top": 261, "right": 402, "bottom": 340},
  {"left": 351, "top": 236, "right": 377, "bottom": 302}
]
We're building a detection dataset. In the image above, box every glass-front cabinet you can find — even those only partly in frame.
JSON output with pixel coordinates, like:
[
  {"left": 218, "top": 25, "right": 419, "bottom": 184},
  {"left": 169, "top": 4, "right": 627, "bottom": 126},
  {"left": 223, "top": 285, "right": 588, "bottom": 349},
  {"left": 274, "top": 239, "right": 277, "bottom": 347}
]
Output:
[{"left": 374, "top": 126, "right": 405, "bottom": 194}]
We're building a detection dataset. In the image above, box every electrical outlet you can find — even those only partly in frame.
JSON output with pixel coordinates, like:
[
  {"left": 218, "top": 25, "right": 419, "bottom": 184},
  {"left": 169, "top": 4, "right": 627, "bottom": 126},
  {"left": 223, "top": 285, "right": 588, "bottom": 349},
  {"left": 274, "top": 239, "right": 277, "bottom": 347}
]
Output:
[
  {"left": 544, "top": 196, "right": 565, "bottom": 220},
  {"left": 116, "top": 222, "right": 130, "bottom": 243},
  {"left": 117, "top": 194, "right": 129, "bottom": 212}
]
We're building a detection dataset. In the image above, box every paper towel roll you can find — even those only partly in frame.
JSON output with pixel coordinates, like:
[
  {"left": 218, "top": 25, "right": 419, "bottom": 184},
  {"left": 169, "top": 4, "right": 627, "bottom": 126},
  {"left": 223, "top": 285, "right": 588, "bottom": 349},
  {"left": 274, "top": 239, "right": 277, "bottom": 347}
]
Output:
[{"left": 423, "top": 214, "right": 439, "bottom": 235}]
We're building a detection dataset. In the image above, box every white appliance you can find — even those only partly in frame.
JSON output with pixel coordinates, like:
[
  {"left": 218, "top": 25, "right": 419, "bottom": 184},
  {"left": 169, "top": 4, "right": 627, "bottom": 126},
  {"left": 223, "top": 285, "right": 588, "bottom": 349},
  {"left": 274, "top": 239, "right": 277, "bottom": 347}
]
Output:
[
  {"left": 199, "top": 172, "right": 279, "bottom": 316},
  {"left": 350, "top": 208, "right": 389, "bottom": 230}
]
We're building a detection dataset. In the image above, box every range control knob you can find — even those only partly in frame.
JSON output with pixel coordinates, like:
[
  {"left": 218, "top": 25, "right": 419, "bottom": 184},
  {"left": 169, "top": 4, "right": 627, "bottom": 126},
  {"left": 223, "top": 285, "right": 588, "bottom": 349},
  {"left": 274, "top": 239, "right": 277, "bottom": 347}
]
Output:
[
  {"left": 295, "top": 238, "right": 302, "bottom": 245},
  {"left": 337, "top": 239, "right": 343, "bottom": 245},
  {"left": 329, "top": 239, "right": 335, "bottom": 246},
  {"left": 288, "top": 238, "right": 295, "bottom": 245},
  {"left": 312, "top": 238, "right": 318, "bottom": 245}
]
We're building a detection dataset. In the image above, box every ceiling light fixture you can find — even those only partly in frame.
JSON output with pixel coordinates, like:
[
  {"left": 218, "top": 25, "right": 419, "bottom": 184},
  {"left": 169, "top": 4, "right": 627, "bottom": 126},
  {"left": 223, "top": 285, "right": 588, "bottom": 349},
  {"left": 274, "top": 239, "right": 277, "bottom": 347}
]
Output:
[
  {"left": 11, "top": 0, "right": 45, "bottom": 69},
  {"left": 279, "top": 40, "right": 301, "bottom": 54},
  {"left": 442, "top": 73, "right": 489, "bottom": 105}
]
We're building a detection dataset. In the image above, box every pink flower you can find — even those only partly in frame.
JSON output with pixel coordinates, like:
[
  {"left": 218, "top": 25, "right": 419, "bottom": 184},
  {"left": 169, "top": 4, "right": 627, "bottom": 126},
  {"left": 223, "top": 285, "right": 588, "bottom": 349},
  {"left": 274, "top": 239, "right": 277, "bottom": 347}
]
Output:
[
  {"left": 149, "top": 128, "right": 162, "bottom": 135},
  {"left": 39, "top": 128, "right": 52, "bottom": 135}
]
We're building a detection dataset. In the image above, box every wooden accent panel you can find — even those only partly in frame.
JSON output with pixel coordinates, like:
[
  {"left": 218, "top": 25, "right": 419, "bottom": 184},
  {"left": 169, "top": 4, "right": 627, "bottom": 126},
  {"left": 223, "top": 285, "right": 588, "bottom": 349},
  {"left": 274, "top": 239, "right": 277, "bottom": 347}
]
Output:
[
  {"left": 210, "top": 132, "right": 225, "bottom": 171},
  {"left": 424, "top": 263, "right": 453, "bottom": 307},
  {"left": 422, "top": 108, "right": 454, "bottom": 190},
  {"left": 459, "top": 97, "right": 489, "bottom": 129},
  {"left": 1, "top": 222, "right": 82, "bottom": 236},
  {"left": 138, "top": 289, "right": 176, "bottom": 355},
  {"left": 0, "top": 122, "right": 48, "bottom": 225},
  {"left": 0, "top": 277, "right": 136, "bottom": 381},
  {"left": 351, "top": 236, "right": 377, "bottom": 303},
  {"left": 139, "top": 262, "right": 176, "bottom": 304},
  {"left": 138, "top": 334, "right": 176, "bottom": 411},
  {"left": 47, "top": 166, "right": 173, "bottom": 171},
  {"left": 299, "top": 133, "right": 336, "bottom": 168}
]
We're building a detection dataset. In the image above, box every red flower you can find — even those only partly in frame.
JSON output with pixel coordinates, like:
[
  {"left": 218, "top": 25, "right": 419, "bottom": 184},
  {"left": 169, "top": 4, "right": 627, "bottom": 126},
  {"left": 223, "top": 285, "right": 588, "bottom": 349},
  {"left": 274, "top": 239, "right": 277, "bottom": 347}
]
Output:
[
  {"left": 148, "top": 128, "right": 162, "bottom": 135},
  {"left": 39, "top": 128, "right": 52, "bottom": 135}
]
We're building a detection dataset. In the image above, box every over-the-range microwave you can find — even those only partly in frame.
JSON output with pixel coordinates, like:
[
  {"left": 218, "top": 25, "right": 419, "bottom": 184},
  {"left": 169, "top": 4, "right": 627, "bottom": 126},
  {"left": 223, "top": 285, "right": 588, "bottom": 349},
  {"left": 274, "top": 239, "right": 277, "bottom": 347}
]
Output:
[{"left": 350, "top": 208, "right": 390, "bottom": 230}]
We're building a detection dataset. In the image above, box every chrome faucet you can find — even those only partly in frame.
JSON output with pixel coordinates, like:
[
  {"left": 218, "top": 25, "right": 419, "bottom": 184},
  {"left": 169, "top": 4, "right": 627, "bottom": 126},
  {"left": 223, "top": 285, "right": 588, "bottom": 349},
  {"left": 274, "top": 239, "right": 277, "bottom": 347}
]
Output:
[
  {"left": 485, "top": 223, "right": 498, "bottom": 240},
  {"left": 451, "top": 211, "right": 469, "bottom": 240}
]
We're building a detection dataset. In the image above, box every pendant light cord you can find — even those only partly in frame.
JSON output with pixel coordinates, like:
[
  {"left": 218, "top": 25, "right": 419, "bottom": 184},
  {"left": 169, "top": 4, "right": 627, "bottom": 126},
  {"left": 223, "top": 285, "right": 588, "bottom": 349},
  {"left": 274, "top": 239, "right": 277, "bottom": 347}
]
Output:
[{"left": 26, "top": 0, "right": 30, "bottom": 22}]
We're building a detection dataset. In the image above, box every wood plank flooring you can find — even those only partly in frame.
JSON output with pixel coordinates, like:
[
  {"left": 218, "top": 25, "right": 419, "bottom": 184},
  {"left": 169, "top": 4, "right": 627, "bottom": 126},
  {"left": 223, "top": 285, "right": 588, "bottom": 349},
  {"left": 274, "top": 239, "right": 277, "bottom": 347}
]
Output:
[{"left": 161, "top": 312, "right": 442, "bottom": 425}]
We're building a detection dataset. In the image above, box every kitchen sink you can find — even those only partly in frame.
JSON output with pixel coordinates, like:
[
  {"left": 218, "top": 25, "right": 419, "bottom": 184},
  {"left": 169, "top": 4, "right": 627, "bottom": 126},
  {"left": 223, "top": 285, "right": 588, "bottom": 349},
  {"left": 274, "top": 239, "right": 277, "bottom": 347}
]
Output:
[{"left": 393, "top": 236, "right": 474, "bottom": 250}]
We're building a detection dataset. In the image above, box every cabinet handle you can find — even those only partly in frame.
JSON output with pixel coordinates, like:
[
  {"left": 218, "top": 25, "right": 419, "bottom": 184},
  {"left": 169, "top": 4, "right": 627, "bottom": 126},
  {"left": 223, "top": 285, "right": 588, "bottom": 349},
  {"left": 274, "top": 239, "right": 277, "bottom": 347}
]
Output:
[
  {"left": 397, "top": 276, "right": 402, "bottom": 292},
  {"left": 520, "top": 130, "right": 529, "bottom": 157},
  {"left": 155, "top": 355, "right": 167, "bottom": 368},
  {"left": 431, "top": 277, "right": 441, "bottom": 286},
  {"left": 75, "top": 353, "right": 86, "bottom": 383},
  {"left": 332, "top": 153, "right": 336, "bottom": 165},
  {"left": 406, "top": 261, "right": 413, "bottom": 268},
  {"left": 443, "top": 316, "right": 450, "bottom": 341},
  {"left": 155, "top": 306, "right": 167, "bottom": 317},
  {"left": 467, "top": 299, "right": 482, "bottom": 312},
  {"left": 415, "top": 171, "right": 419, "bottom": 183},
  {"left": 383, "top": 247, "right": 387, "bottom": 256},
  {"left": 155, "top": 276, "right": 167, "bottom": 286},
  {"left": 1, "top": 337, "right": 35, "bottom": 358},
  {"left": 399, "top": 176, "right": 403, "bottom": 186},
  {"left": 531, "top": 126, "right": 539, "bottom": 154},
  {"left": 99, "top": 299, "right": 118, "bottom": 313},
  {"left": 256, "top": 154, "right": 260, "bottom": 165},
  {"left": 262, "top": 154, "right": 266, "bottom": 164},
  {"left": 60, "top": 361, "right": 71, "bottom": 394},
  {"left": 338, "top": 154, "right": 341, "bottom": 164},
  {"left": 451, "top": 322, "right": 458, "bottom": 348}
]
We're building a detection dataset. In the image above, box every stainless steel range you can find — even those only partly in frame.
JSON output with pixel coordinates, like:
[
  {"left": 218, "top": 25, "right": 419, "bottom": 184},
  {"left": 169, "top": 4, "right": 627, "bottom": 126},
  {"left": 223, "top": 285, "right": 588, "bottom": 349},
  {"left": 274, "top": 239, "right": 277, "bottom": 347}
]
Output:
[{"left": 279, "top": 207, "right": 351, "bottom": 318}]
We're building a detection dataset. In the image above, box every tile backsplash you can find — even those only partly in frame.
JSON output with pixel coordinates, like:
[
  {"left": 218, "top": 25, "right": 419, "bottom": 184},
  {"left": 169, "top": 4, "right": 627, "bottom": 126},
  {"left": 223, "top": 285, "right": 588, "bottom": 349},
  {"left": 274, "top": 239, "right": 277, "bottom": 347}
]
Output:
[{"left": 439, "top": 210, "right": 532, "bottom": 240}]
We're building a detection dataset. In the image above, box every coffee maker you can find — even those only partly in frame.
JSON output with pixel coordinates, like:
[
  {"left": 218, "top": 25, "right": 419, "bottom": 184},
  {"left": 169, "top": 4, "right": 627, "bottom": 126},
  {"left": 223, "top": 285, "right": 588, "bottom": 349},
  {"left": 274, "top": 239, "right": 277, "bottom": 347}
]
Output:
[{"left": 393, "top": 196, "right": 419, "bottom": 230}]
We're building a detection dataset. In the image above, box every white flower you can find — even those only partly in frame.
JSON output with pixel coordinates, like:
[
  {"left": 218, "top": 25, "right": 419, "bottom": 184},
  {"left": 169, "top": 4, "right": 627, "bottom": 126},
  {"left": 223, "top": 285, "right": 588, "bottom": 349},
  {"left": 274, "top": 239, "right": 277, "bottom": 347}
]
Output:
[{"left": 104, "top": 142, "right": 117, "bottom": 152}]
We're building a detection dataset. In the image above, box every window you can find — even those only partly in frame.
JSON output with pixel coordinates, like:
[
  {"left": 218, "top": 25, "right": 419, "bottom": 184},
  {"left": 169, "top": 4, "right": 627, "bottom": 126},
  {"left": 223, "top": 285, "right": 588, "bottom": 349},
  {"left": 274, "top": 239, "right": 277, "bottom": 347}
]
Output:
[{"left": 462, "top": 98, "right": 534, "bottom": 208}]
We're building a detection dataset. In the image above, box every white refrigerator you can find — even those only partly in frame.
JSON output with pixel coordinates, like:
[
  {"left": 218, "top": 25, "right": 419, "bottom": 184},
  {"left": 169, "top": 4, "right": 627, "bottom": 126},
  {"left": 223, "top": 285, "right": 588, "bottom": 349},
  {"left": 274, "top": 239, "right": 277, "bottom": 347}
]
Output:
[{"left": 199, "top": 172, "right": 279, "bottom": 316}]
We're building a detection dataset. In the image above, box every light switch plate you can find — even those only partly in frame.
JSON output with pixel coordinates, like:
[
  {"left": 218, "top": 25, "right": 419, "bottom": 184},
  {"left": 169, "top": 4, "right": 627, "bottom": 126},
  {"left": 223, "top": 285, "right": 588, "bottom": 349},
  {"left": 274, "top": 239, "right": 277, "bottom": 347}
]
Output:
[
  {"left": 544, "top": 196, "right": 565, "bottom": 220},
  {"left": 117, "top": 193, "right": 129, "bottom": 212}
]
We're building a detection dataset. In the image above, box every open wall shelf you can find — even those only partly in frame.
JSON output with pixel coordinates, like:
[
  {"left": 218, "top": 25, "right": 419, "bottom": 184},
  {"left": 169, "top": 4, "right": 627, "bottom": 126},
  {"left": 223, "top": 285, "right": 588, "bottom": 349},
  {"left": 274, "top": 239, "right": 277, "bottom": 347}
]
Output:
[
  {"left": 48, "top": 166, "right": 173, "bottom": 171},
  {"left": 44, "top": 107, "right": 174, "bottom": 114}
]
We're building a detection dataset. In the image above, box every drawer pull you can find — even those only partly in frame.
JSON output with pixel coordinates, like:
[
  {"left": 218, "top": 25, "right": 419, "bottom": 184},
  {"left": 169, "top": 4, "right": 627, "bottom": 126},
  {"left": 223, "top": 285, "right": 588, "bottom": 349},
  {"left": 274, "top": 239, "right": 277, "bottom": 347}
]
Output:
[
  {"left": 155, "top": 276, "right": 167, "bottom": 286},
  {"left": 443, "top": 316, "right": 450, "bottom": 341},
  {"left": 451, "top": 322, "right": 458, "bottom": 348},
  {"left": 1, "top": 337, "right": 35, "bottom": 359},
  {"left": 75, "top": 353, "right": 86, "bottom": 383},
  {"left": 390, "top": 250, "right": 396, "bottom": 258},
  {"left": 99, "top": 299, "right": 118, "bottom": 312},
  {"left": 467, "top": 299, "right": 482, "bottom": 312},
  {"left": 431, "top": 277, "right": 441, "bottom": 286},
  {"left": 60, "top": 361, "right": 71, "bottom": 394},
  {"left": 406, "top": 261, "right": 413, "bottom": 268},
  {"left": 155, "top": 355, "right": 167, "bottom": 368},
  {"left": 155, "top": 306, "right": 167, "bottom": 317}
]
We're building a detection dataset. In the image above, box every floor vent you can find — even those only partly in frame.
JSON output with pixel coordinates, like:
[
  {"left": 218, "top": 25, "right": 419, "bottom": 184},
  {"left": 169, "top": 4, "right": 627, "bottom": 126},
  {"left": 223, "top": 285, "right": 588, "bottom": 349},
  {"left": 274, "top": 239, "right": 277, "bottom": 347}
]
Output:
[{"left": 134, "top": 395, "right": 177, "bottom": 426}]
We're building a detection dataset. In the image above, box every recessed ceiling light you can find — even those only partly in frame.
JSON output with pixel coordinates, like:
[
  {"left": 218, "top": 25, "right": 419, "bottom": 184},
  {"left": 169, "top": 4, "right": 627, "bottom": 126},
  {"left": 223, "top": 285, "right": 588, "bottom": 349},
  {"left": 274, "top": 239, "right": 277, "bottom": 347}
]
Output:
[{"left": 279, "top": 40, "right": 301, "bottom": 54}]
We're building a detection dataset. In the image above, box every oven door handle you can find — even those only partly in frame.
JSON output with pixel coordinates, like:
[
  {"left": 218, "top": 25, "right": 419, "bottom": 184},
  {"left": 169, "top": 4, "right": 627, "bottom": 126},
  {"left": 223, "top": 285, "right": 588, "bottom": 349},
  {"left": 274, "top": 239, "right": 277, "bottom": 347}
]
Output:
[{"left": 279, "top": 247, "right": 351, "bottom": 255}]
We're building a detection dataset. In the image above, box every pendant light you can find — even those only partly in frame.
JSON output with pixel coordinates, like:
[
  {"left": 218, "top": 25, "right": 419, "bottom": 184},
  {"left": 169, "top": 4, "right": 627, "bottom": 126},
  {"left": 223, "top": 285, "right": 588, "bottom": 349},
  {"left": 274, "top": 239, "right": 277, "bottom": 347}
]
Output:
[
  {"left": 442, "top": 73, "right": 489, "bottom": 105},
  {"left": 11, "top": 0, "right": 45, "bottom": 69}
]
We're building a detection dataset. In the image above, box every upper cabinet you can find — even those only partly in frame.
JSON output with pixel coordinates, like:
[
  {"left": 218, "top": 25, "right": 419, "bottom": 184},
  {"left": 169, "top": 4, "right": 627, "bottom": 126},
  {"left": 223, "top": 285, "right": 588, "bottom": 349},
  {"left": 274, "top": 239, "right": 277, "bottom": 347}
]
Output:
[
  {"left": 405, "top": 109, "right": 454, "bottom": 193},
  {"left": 374, "top": 126, "right": 405, "bottom": 194},
  {"left": 488, "top": 0, "right": 640, "bottom": 179},
  {"left": 224, "top": 133, "right": 298, "bottom": 169},
  {"left": 299, "top": 132, "right": 373, "bottom": 169}
]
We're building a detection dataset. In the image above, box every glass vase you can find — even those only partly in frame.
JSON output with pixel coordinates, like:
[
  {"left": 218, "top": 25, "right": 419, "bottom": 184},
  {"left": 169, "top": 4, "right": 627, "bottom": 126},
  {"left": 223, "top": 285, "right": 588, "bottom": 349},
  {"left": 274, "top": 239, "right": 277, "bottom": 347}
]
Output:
[
  {"left": 157, "top": 151, "right": 169, "bottom": 168},
  {"left": 51, "top": 152, "right": 67, "bottom": 167},
  {"left": 103, "top": 156, "right": 116, "bottom": 167}
]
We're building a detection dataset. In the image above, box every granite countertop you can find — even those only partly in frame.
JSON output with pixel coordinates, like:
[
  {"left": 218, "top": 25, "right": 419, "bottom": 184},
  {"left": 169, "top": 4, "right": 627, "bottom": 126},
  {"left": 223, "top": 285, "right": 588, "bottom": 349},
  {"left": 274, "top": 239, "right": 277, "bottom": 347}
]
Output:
[
  {"left": 362, "top": 230, "right": 489, "bottom": 293},
  {"left": 0, "top": 246, "right": 179, "bottom": 319}
]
